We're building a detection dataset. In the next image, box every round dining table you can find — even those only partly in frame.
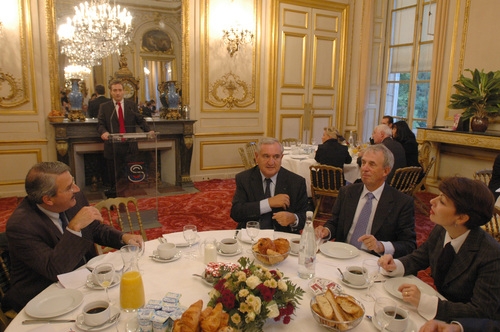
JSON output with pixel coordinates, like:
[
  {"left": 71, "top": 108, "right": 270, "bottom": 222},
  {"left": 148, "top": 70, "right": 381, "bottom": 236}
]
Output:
[{"left": 6, "top": 230, "right": 431, "bottom": 331}]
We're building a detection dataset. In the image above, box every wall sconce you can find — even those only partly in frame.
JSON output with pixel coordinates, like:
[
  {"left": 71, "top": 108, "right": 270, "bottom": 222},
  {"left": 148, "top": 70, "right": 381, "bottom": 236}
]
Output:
[{"left": 222, "top": 26, "right": 253, "bottom": 57}]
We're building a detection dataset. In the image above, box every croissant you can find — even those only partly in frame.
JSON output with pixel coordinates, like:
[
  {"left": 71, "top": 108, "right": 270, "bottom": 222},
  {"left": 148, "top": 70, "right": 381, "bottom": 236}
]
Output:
[
  {"left": 178, "top": 299, "right": 203, "bottom": 332},
  {"left": 200, "top": 303, "right": 222, "bottom": 332}
]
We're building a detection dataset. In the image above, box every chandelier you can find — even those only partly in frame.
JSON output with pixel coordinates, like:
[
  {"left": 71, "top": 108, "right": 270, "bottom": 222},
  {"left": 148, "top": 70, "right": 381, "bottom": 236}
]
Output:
[
  {"left": 64, "top": 64, "right": 92, "bottom": 80},
  {"left": 222, "top": 27, "right": 254, "bottom": 57},
  {"left": 58, "top": 0, "right": 133, "bottom": 67}
]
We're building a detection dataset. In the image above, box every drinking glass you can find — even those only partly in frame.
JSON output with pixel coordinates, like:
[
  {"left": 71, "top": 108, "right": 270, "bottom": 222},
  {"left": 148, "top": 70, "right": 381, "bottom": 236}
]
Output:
[
  {"left": 93, "top": 263, "right": 115, "bottom": 303},
  {"left": 183, "top": 225, "right": 198, "bottom": 259},
  {"left": 374, "top": 297, "right": 397, "bottom": 331},
  {"left": 246, "top": 221, "right": 260, "bottom": 244},
  {"left": 362, "top": 259, "right": 379, "bottom": 301}
]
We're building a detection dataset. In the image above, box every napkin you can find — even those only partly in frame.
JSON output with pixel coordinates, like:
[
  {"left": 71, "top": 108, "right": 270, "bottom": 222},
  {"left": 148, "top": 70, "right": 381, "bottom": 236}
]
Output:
[
  {"left": 86, "top": 251, "right": 123, "bottom": 271},
  {"left": 57, "top": 268, "right": 90, "bottom": 289},
  {"left": 162, "top": 234, "right": 201, "bottom": 246},
  {"left": 239, "top": 229, "right": 274, "bottom": 243}
]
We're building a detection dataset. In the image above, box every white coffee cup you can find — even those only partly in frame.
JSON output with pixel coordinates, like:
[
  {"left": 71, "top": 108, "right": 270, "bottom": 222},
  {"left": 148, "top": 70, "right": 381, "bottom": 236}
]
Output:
[
  {"left": 157, "top": 242, "right": 177, "bottom": 259},
  {"left": 384, "top": 306, "right": 409, "bottom": 332},
  {"left": 344, "top": 266, "right": 366, "bottom": 286},
  {"left": 83, "top": 300, "right": 110, "bottom": 326},
  {"left": 218, "top": 238, "right": 238, "bottom": 254},
  {"left": 290, "top": 238, "right": 300, "bottom": 254}
]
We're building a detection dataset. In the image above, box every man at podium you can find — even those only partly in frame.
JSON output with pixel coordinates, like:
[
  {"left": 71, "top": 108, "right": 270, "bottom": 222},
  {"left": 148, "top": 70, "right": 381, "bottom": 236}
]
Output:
[{"left": 97, "top": 79, "right": 155, "bottom": 198}]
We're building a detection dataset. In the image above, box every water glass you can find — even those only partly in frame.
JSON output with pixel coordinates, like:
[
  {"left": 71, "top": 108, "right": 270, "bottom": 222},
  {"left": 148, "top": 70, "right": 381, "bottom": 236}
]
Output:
[
  {"left": 183, "top": 225, "right": 198, "bottom": 259},
  {"left": 92, "top": 263, "right": 115, "bottom": 303},
  {"left": 374, "top": 297, "right": 398, "bottom": 331},
  {"left": 362, "top": 259, "right": 379, "bottom": 301},
  {"left": 246, "top": 221, "right": 260, "bottom": 244}
]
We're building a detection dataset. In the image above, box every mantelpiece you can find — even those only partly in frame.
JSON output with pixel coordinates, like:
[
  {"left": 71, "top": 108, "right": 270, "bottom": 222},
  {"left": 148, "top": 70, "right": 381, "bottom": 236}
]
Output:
[{"left": 50, "top": 119, "right": 196, "bottom": 189}]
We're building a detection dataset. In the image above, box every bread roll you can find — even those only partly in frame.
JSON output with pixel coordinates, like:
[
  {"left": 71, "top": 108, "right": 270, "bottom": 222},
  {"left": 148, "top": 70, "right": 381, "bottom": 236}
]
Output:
[{"left": 273, "top": 238, "right": 290, "bottom": 254}]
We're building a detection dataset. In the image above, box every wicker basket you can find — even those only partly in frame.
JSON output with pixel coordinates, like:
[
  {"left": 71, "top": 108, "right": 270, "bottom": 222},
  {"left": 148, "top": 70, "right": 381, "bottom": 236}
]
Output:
[{"left": 48, "top": 116, "right": 65, "bottom": 123}]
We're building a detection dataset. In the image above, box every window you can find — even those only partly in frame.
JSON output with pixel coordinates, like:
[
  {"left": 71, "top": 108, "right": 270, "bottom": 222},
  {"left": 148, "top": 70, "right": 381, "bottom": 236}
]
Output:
[{"left": 382, "top": 0, "right": 436, "bottom": 130}]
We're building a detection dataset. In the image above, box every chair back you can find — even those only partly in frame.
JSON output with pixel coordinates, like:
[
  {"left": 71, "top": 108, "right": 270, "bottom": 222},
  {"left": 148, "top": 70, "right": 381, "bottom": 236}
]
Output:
[
  {"left": 238, "top": 147, "right": 254, "bottom": 169},
  {"left": 0, "top": 233, "right": 15, "bottom": 330},
  {"left": 94, "top": 197, "right": 147, "bottom": 254},
  {"left": 473, "top": 169, "right": 493, "bottom": 185},
  {"left": 484, "top": 206, "right": 500, "bottom": 243},
  {"left": 243, "top": 142, "right": 258, "bottom": 168},
  {"left": 309, "top": 165, "right": 344, "bottom": 220},
  {"left": 390, "top": 166, "right": 423, "bottom": 195},
  {"left": 282, "top": 138, "right": 300, "bottom": 147}
]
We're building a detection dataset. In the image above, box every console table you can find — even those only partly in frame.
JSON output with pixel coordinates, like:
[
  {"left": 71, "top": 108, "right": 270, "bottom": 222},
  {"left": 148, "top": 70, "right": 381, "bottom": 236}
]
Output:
[{"left": 50, "top": 119, "right": 196, "bottom": 188}]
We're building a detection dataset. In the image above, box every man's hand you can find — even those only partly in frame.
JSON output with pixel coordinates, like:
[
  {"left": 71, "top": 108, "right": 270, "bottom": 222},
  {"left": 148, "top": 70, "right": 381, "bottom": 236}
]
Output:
[
  {"left": 67, "top": 206, "right": 103, "bottom": 232},
  {"left": 272, "top": 211, "right": 295, "bottom": 227},
  {"left": 123, "top": 234, "right": 144, "bottom": 248},
  {"left": 419, "top": 320, "right": 462, "bottom": 332},
  {"left": 315, "top": 225, "right": 330, "bottom": 240},
  {"left": 358, "top": 234, "right": 384, "bottom": 254},
  {"left": 268, "top": 194, "right": 290, "bottom": 209},
  {"left": 378, "top": 254, "right": 396, "bottom": 272},
  {"left": 101, "top": 132, "right": 110, "bottom": 141}
]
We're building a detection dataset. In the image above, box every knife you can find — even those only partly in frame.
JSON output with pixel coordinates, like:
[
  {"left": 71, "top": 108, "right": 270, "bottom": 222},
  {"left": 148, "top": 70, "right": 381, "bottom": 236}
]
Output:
[
  {"left": 22, "top": 319, "right": 76, "bottom": 324},
  {"left": 234, "top": 230, "right": 239, "bottom": 239}
]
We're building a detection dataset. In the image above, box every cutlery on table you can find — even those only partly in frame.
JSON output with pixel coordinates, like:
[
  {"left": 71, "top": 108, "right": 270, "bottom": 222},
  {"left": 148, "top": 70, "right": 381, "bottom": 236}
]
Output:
[
  {"left": 337, "top": 268, "right": 345, "bottom": 281},
  {"left": 22, "top": 319, "right": 76, "bottom": 324},
  {"left": 233, "top": 230, "right": 239, "bottom": 239},
  {"left": 87, "top": 312, "right": 120, "bottom": 330}
]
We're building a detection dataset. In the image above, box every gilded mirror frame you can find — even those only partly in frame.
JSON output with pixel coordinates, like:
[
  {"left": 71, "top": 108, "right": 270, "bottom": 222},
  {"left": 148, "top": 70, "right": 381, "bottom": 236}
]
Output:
[{"left": 45, "top": 0, "right": 190, "bottom": 111}]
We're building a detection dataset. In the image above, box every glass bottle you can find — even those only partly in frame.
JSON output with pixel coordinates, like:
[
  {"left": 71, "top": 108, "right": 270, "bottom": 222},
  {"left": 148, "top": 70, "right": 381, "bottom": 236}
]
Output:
[
  {"left": 298, "top": 211, "right": 316, "bottom": 279},
  {"left": 348, "top": 130, "right": 354, "bottom": 146},
  {"left": 120, "top": 245, "right": 145, "bottom": 312}
]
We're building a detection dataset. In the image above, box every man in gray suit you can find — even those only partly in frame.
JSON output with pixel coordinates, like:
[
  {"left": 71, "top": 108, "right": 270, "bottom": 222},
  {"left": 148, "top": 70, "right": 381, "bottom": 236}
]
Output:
[
  {"left": 315, "top": 144, "right": 416, "bottom": 258},
  {"left": 231, "top": 137, "right": 308, "bottom": 233},
  {"left": 97, "top": 79, "right": 154, "bottom": 197},
  {"left": 2, "top": 162, "right": 143, "bottom": 312}
]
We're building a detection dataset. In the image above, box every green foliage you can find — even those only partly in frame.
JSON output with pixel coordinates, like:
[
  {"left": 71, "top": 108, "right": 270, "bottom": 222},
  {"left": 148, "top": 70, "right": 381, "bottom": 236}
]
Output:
[{"left": 449, "top": 69, "right": 500, "bottom": 119}]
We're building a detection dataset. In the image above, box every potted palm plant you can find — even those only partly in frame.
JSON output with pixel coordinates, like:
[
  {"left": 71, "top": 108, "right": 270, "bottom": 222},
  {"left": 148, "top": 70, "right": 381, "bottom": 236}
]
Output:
[{"left": 449, "top": 69, "right": 500, "bottom": 132}]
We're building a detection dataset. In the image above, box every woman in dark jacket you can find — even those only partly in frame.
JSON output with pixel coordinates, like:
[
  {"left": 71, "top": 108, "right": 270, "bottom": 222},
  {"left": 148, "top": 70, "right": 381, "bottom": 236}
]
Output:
[
  {"left": 314, "top": 126, "right": 352, "bottom": 168},
  {"left": 392, "top": 121, "right": 421, "bottom": 167}
]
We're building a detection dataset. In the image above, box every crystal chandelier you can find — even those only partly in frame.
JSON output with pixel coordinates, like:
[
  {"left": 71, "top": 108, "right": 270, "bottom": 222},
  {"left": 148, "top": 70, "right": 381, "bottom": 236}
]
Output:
[
  {"left": 58, "top": 0, "right": 133, "bottom": 67},
  {"left": 64, "top": 64, "right": 92, "bottom": 80}
]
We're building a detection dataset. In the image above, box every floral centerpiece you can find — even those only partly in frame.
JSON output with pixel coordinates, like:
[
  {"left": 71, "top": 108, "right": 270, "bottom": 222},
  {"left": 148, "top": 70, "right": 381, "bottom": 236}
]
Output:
[{"left": 207, "top": 257, "right": 305, "bottom": 331}]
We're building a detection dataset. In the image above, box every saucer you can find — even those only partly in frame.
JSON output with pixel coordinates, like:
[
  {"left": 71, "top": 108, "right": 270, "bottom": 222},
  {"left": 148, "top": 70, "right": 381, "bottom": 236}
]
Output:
[
  {"left": 150, "top": 250, "right": 181, "bottom": 263},
  {"left": 86, "top": 274, "right": 120, "bottom": 290},
  {"left": 76, "top": 306, "right": 120, "bottom": 331},
  {"left": 340, "top": 278, "right": 368, "bottom": 289},
  {"left": 289, "top": 251, "right": 299, "bottom": 256},
  {"left": 372, "top": 315, "right": 417, "bottom": 332},
  {"left": 217, "top": 247, "right": 242, "bottom": 257}
]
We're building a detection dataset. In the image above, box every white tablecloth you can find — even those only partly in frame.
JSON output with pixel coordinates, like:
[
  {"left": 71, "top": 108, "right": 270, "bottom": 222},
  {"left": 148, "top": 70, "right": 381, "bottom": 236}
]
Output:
[
  {"left": 282, "top": 155, "right": 360, "bottom": 196},
  {"left": 7, "top": 230, "right": 429, "bottom": 331}
]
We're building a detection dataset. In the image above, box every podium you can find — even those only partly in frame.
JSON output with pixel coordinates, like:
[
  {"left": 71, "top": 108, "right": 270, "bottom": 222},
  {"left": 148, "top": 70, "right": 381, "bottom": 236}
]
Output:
[{"left": 108, "top": 132, "right": 159, "bottom": 223}]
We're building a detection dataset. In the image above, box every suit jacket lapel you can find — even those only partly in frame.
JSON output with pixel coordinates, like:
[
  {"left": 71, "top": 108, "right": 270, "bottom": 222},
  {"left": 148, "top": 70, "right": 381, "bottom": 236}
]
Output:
[
  {"left": 370, "top": 186, "right": 394, "bottom": 235},
  {"left": 444, "top": 228, "right": 482, "bottom": 285},
  {"left": 250, "top": 167, "right": 266, "bottom": 199}
]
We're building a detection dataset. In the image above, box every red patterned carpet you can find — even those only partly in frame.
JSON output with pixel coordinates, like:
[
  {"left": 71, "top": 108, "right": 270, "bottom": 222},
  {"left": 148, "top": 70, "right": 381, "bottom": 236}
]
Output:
[{"left": 0, "top": 179, "right": 437, "bottom": 284}]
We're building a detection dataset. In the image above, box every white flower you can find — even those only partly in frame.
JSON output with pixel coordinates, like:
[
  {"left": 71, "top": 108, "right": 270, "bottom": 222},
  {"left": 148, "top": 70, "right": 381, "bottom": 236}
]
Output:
[
  {"left": 246, "top": 275, "right": 261, "bottom": 289},
  {"left": 238, "top": 288, "right": 250, "bottom": 298},
  {"left": 245, "top": 311, "right": 256, "bottom": 323},
  {"left": 266, "top": 301, "right": 279, "bottom": 318},
  {"left": 277, "top": 280, "right": 287, "bottom": 292},
  {"left": 264, "top": 279, "right": 278, "bottom": 288},
  {"left": 246, "top": 294, "right": 262, "bottom": 314}
]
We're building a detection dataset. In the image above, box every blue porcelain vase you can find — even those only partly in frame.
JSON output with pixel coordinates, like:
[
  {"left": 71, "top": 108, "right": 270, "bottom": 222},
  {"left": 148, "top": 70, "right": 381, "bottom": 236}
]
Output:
[
  {"left": 166, "top": 81, "right": 180, "bottom": 110},
  {"left": 68, "top": 79, "right": 83, "bottom": 110}
]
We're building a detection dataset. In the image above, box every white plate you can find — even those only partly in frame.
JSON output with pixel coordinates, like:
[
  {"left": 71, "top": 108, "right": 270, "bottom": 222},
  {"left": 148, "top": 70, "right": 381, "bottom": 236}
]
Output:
[
  {"left": 86, "top": 274, "right": 120, "bottom": 290},
  {"left": 384, "top": 277, "right": 437, "bottom": 300},
  {"left": 290, "top": 155, "right": 307, "bottom": 160},
  {"left": 372, "top": 316, "right": 418, "bottom": 332},
  {"left": 76, "top": 306, "right": 120, "bottom": 331},
  {"left": 319, "top": 242, "right": 359, "bottom": 259},
  {"left": 86, "top": 253, "right": 123, "bottom": 272},
  {"left": 150, "top": 250, "right": 181, "bottom": 263},
  {"left": 217, "top": 246, "right": 242, "bottom": 257},
  {"left": 25, "top": 289, "right": 84, "bottom": 318},
  {"left": 340, "top": 278, "right": 369, "bottom": 289}
]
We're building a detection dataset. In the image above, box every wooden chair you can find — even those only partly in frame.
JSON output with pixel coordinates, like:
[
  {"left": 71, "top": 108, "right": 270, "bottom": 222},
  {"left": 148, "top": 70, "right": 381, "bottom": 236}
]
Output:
[
  {"left": 282, "top": 138, "right": 301, "bottom": 147},
  {"left": 412, "top": 157, "right": 436, "bottom": 215},
  {"left": 94, "top": 197, "right": 147, "bottom": 254},
  {"left": 238, "top": 147, "right": 254, "bottom": 169},
  {"left": 309, "top": 165, "right": 345, "bottom": 221},
  {"left": 473, "top": 169, "right": 493, "bottom": 185},
  {"left": 0, "top": 233, "right": 16, "bottom": 331},
  {"left": 389, "top": 166, "right": 423, "bottom": 196},
  {"left": 243, "top": 142, "right": 258, "bottom": 168}
]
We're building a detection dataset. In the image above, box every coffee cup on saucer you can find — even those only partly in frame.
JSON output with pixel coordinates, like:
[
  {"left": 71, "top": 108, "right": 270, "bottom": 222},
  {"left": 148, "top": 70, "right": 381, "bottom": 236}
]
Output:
[
  {"left": 218, "top": 238, "right": 238, "bottom": 254},
  {"left": 384, "top": 306, "right": 409, "bottom": 332},
  {"left": 83, "top": 300, "right": 110, "bottom": 326},
  {"left": 157, "top": 243, "right": 177, "bottom": 259},
  {"left": 343, "top": 266, "right": 366, "bottom": 286},
  {"left": 290, "top": 238, "right": 300, "bottom": 254}
]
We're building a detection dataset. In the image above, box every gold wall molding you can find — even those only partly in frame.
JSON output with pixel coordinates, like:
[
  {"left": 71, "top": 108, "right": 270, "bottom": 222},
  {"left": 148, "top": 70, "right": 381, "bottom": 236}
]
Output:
[
  {"left": 200, "top": 140, "right": 249, "bottom": 170},
  {"left": 195, "top": 131, "right": 264, "bottom": 137},
  {"left": 207, "top": 71, "right": 253, "bottom": 108},
  {"left": 0, "top": 0, "right": 34, "bottom": 111},
  {"left": 0, "top": 139, "right": 48, "bottom": 145}
]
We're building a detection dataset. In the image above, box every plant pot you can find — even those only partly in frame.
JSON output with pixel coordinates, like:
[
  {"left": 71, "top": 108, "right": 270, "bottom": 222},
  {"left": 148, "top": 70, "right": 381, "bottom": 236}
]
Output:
[{"left": 471, "top": 116, "right": 489, "bottom": 132}]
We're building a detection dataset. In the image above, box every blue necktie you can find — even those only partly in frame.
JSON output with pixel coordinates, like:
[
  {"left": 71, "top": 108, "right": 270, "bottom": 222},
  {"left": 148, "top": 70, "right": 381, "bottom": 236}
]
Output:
[
  {"left": 59, "top": 212, "right": 68, "bottom": 233},
  {"left": 260, "top": 178, "right": 273, "bottom": 229},
  {"left": 264, "top": 178, "right": 272, "bottom": 198},
  {"left": 350, "top": 193, "right": 374, "bottom": 248}
]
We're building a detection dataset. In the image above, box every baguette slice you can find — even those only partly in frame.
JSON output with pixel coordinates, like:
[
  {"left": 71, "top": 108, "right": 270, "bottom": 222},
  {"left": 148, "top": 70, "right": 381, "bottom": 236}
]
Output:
[
  {"left": 316, "top": 294, "right": 334, "bottom": 319},
  {"left": 325, "top": 289, "right": 349, "bottom": 330},
  {"left": 336, "top": 294, "right": 362, "bottom": 316}
]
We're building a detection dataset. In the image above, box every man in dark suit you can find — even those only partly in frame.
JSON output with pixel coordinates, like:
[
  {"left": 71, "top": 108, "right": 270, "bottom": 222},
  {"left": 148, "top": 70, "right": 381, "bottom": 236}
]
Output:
[
  {"left": 315, "top": 144, "right": 416, "bottom": 258},
  {"left": 2, "top": 161, "right": 143, "bottom": 312},
  {"left": 421, "top": 318, "right": 500, "bottom": 332},
  {"left": 97, "top": 79, "right": 154, "bottom": 197},
  {"left": 231, "top": 137, "right": 308, "bottom": 233},
  {"left": 372, "top": 124, "right": 407, "bottom": 184},
  {"left": 87, "top": 84, "right": 110, "bottom": 118}
]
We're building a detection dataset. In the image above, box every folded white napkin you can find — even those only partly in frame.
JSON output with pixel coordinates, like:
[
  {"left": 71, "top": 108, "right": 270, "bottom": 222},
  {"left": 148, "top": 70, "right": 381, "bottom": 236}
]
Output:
[
  {"left": 86, "top": 251, "right": 123, "bottom": 271},
  {"left": 162, "top": 234, "right": 201, "bottom": 246},
  {"left": 239, "top": 229, "right": 274, "bottom": 243},
  {"left": 57, "top": 268, "right": 90, "bottom": 289}
]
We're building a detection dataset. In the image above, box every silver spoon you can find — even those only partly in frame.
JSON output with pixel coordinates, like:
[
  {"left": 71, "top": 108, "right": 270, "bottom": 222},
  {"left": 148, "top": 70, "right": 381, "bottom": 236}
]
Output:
[
  {"left": 337, "top": 268, "right": 346, "bottom": 281},
  {"left": 192, "top": 273, "right": 216, "bottom": 284},
  {"left": 87, "top": 312, "right": 121, "bottom": 330}
]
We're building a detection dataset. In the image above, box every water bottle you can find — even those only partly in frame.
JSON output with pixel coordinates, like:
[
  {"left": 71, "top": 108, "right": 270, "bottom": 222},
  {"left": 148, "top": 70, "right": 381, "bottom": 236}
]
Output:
[
  {"left": 298, "top": 211, "right": 316, "bottom": 279},
  {"left": 348, "top": 131, "right": 354, "bottom": 146}
]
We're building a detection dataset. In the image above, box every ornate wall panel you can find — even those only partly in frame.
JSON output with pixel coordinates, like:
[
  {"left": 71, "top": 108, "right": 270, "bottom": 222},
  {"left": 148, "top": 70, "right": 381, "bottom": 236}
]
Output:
[{"left": 0, "top": 149, "right": 42, "bottom": 185}]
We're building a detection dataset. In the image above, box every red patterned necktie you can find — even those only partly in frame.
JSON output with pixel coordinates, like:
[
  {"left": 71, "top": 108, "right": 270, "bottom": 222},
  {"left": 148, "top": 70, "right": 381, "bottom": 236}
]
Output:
[{"left": 117, "top": 102, "right": 125, "bottom": 133}]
